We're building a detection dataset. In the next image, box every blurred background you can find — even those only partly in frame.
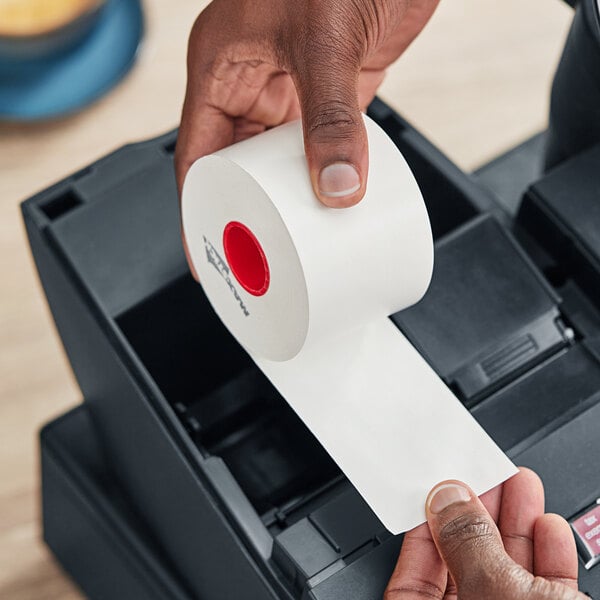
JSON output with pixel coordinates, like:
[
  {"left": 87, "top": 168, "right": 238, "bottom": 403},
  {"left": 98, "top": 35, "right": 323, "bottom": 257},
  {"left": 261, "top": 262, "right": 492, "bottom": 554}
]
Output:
[{"left": 0, "top": 0, "right": 573, "bottom": 598}]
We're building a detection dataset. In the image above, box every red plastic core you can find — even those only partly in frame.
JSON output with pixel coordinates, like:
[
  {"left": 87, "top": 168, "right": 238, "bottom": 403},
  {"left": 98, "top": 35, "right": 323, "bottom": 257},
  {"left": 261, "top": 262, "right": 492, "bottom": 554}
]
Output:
[{"left": 223, "top": 221, "right": 270, "bottom": 296}]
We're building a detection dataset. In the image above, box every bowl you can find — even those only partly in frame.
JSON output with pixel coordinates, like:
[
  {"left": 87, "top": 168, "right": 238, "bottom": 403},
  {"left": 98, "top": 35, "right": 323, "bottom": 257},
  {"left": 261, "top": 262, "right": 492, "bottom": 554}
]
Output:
[{"left": 0, "top": 0, "right": 106, "bottom": 61}]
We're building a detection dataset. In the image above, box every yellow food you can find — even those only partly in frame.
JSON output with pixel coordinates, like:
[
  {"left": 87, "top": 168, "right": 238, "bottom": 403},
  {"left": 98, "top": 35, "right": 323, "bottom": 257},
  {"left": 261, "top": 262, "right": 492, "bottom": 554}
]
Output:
[{"left": 0, "top": 0, "right": 102, "bottom": 37}]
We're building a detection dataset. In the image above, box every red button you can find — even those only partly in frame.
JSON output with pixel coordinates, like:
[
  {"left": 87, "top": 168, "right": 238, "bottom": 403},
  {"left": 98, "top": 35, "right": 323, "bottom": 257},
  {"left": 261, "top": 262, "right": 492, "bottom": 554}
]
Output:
[{"left": 571, "top": 502, "right": 600, "bottom": 569}]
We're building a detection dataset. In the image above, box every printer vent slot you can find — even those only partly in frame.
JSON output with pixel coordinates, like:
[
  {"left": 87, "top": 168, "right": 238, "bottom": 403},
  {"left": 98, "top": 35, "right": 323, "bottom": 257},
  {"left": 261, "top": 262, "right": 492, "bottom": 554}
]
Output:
[
  {"left": 40, "top": 189, "right": 83, "bottom": 221},
  {"left": 480, "top": 335, "right": 538, "bottom": 380}
]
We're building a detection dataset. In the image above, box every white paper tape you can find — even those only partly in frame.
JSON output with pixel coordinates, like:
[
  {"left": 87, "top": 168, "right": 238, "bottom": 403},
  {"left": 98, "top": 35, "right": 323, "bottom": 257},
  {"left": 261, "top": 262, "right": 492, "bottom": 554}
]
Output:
[{"left": 182, "top": 115, "right": 517, "bottom": 533}]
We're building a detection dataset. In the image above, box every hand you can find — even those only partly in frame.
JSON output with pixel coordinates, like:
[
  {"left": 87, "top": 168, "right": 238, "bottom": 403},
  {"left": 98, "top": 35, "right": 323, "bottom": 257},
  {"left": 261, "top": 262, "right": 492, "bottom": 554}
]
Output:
[
  {"left": 175, "top": 0, "right": 440, "bottom": 207},
  {"left": 385, "top": 468, "right": 587, "bottom": 599}
]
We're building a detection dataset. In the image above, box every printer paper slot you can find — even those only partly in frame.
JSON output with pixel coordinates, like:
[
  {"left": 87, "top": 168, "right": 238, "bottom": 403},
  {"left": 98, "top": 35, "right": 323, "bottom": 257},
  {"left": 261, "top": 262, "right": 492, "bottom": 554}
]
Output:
[{"left": 117, "top": 275, "right": 341, "bottom": 517}]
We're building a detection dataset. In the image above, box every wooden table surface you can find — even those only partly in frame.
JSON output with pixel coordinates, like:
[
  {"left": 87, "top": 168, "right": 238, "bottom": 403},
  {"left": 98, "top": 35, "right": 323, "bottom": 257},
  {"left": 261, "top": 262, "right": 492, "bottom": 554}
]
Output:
[{"left": 0, "top": 1, "right": 573, "bottom": 598}]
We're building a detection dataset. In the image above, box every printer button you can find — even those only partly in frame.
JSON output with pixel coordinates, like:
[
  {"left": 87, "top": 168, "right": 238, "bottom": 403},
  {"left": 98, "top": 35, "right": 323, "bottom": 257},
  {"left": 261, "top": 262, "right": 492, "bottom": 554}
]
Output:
[{"left": 570, "top": 502, "right": 600, "bottom": 570}]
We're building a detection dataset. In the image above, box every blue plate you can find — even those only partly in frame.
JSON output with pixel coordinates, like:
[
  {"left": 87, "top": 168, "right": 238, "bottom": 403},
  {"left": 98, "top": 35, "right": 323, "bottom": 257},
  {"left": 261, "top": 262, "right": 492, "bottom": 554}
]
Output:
[{"left": 0, "top": 0, "right": 143, "bottom": 121}]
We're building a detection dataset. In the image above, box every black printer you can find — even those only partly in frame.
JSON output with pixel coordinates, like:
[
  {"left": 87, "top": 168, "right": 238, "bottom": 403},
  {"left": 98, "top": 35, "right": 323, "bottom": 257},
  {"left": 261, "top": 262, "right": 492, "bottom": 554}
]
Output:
[{"left": 24, "top": 0, "right": 600, "bottom": 597}]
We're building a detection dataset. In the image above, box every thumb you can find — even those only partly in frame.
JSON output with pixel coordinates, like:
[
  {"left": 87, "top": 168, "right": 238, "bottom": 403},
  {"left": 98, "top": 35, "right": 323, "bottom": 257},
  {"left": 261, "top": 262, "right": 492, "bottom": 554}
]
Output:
[
  {"left": 293, "top": 60, "right": 368, "bottom": 208},
  {"left": 425, "top": 481, "right": 521, "bottom": 599}
]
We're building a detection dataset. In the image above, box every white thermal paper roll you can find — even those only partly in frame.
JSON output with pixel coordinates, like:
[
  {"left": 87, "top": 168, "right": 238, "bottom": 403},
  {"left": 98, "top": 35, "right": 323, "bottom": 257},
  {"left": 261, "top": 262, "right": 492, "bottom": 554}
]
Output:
[{"left": 182, "top": 115, "right": 516, "bottom": 533}]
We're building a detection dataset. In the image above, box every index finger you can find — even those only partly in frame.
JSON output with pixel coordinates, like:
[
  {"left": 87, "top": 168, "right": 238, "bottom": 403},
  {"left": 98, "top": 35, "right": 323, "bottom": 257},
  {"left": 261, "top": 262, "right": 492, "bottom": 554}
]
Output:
[
  {"left": 384, "top": 521, "right": 447, "bottom": 600},
  {"left": 175, "top": 99, "right": 234, "bottom": 196}
]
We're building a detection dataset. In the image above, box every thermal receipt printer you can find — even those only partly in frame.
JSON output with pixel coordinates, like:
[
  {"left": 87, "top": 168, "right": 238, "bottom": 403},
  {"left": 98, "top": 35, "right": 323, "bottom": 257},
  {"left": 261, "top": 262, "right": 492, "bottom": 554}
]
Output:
[{"left": 24, "top": 1, "right": 600, "bottom": 597}]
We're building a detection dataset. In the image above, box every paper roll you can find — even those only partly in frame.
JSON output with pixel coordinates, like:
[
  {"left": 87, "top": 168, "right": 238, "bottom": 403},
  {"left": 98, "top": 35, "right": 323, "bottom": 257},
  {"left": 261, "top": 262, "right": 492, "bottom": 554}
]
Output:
[{"left": 182, "top": 115, "right": 516, "bottom": 533}]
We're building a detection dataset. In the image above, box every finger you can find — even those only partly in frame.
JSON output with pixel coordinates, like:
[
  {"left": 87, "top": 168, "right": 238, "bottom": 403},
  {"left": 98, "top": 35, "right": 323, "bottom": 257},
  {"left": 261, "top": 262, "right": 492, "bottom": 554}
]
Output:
[
  {"left": 480, "top": 481, "right": 504, "bottom": 523},
  {"left": 231, "top": 118, "right": 267, "bottom": 143},
  {"left": 175, "top": 95, "right": 235, "bottom": 196},
  {"left": 181, "top": 230, "right": 199, "bottom": 282},
  {"left": 357, "top": 68, "right": 386, "bottom": 111},
  {"left": 442, "top": 572, "right": 458, "bottom": 600},
  {"left": 440, "top": 484, "right": 501, "bottom": 600},
  {"left": 175, "top": 13, "right": 239, "bottom": 195},
  {"left": 176, "top": 89, "right": 234, "bottom": 279},
  {"left": 244, "top": 72, "right": 300, "bottom": 127},
  {"left": 384, "top": 522, "right": 447, "bottom": 600},
  {"left": 176, "top": 95, "right": 233, "bottom": 279},
  {"left": 498, "top": 467, "right": 545, "bottom": 571},
  {"left": 363, "top": 0, "right": 441, "bottom": 69},
  {"left": 294, "top": 64, "right": 367, "bottom": 208},
  {"left": 426, "top": 480, "right": 521, "bottom": 599},
  {"left": 533, "top": 513, "right": 580, "bottom": 591},
  {"left": 291, "top": 12, "right": 368, "bottom": 208}
]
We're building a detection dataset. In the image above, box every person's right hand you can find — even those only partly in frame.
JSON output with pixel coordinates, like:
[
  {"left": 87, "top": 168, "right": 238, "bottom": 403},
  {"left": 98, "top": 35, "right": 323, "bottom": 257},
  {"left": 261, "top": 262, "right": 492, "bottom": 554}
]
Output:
[{"left": 385, "top": 468, "right": 588, "bottom": 599}]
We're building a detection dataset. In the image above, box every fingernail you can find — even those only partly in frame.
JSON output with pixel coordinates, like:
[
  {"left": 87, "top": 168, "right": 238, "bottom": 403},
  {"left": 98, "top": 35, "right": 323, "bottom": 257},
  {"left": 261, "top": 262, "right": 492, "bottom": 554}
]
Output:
[
  {"left": 319, "top": 163, "right": 360, "bottom": 198},
  {"left": 428, "top": 483, "right": 471, "bottom": 514}
]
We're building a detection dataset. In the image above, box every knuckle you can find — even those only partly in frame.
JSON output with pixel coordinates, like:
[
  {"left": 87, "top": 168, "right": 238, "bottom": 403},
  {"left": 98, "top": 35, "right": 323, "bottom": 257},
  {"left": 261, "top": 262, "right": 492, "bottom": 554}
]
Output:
[
  {"left": 451, "top": 554, "right": 530, "bottom": 599},
  {"left": 438, "top": 513, "right": 497, "bottom": 558},
  {"left": 384, "top": 580, "right": 445, "bottom": 600},
  {"left": 306, "top": 102, "right": 360, "bottom": 141},
  {"left": 295, "top": 0, "right": 399, "bottom": 59},
  {"left": 350, "top": 0, "right": 398, "bottom": 48},
  {"left": 290, "top": 4, "right": 363, "bottom": 69},
  {"left": 529, "top": 577, "right": 554, "bottom": 597},
  {"left": 499, "top": 561, "right": 535, "bottom": 595},
  {"left": 528, "top": 576, "right": 584, "bottom": 599},
  {"left": 439, "top": 513, "right": 495, "bottom": 545}
]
